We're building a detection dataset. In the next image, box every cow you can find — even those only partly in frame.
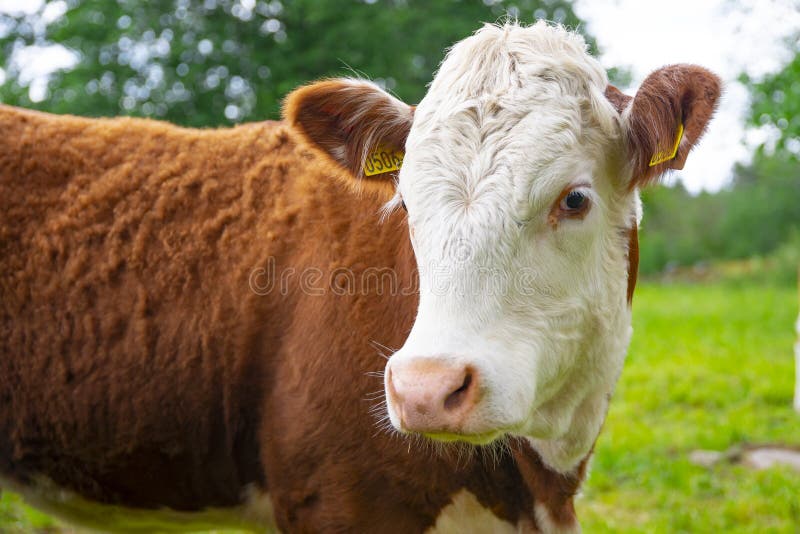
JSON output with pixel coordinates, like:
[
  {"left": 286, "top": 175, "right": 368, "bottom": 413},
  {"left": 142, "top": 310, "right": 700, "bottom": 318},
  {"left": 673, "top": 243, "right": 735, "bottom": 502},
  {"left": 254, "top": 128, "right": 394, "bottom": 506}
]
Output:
[{"left": 0, "top": 21, "right": 719, "bottom": 532}]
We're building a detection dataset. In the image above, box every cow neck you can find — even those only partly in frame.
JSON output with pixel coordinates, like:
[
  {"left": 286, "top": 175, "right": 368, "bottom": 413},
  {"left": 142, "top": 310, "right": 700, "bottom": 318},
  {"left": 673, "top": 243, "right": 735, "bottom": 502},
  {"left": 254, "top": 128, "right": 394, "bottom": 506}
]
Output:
[{"left": 510, "top": 438, "right": 588, "bottom": 531}]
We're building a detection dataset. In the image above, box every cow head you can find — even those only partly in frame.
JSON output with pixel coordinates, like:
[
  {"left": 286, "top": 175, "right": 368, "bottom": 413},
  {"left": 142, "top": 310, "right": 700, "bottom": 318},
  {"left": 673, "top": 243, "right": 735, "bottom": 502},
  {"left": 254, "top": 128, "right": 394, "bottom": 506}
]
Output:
[{"left": 285, "top": 22, "right": 720, "bottom": 472}]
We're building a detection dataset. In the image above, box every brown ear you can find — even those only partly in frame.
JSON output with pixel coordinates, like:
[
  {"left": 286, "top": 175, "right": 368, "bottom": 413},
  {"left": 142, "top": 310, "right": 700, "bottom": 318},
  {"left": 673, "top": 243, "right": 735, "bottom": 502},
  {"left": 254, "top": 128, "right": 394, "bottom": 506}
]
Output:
[
  {"left": 283, "top": 79, "right": 414, "bottom": 183},
  {"left": 616, "top": 65, "right": 721, "bottom": 187}
]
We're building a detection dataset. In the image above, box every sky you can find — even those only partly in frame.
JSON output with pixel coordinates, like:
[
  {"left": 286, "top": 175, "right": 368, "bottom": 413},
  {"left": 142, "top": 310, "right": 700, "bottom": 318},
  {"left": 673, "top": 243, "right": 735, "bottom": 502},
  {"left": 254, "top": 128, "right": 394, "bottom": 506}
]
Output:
[{"left": 0, "top": 0, "right": 798, "bottom": 193}]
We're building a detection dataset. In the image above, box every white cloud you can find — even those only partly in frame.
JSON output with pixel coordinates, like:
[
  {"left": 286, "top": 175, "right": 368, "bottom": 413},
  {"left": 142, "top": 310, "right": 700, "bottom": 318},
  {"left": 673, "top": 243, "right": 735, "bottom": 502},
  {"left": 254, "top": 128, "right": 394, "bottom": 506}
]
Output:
[
  {"left": 41, "top": 0, "right": 67, "bottom": 24},
  {"left": 0, "top": 3, "right": 78, "bottom": 101},
  {"left": 11, "top": 44, "right": 78, "bottom": 85},
  {"left": 574, "top": 0, "right": 800, "bottom": 192},
  {"left": 0, "top": 0, "right": 44, "bottom": 16}
]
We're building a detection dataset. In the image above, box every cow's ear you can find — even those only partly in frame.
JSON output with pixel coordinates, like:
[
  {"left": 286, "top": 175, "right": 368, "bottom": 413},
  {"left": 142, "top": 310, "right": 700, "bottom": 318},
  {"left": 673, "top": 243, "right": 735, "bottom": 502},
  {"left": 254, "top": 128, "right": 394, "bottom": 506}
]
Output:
[
  {"left": 283, "top": 78, "right": 413, "bottom": 185},
  {"left": 617, "top": 65, "right": 721, "bottom": 187}
]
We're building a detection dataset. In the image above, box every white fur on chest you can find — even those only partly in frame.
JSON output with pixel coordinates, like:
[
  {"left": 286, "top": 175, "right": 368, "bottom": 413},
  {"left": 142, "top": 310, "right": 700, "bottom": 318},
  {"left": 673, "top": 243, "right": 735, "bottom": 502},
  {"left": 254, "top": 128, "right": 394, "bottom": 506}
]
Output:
[
  {"left": 426, "top": 489, "right": 518, "bottom": 534},
  {"left": 426, "top": 489, "right": 583, "bottom": 534}
]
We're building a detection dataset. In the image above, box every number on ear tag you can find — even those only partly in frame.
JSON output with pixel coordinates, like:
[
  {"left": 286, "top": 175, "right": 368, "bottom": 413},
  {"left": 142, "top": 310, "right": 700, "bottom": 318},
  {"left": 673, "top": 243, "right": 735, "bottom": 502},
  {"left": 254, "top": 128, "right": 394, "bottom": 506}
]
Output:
[{"left": 363, "top": 145, "right": 404, "bottom": 176}]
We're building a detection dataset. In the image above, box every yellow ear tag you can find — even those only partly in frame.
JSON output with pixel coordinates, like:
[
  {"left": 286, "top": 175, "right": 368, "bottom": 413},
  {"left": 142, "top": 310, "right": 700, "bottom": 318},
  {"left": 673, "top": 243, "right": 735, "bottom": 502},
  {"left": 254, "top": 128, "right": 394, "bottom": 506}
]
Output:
[
  {"left": 648, "top": 122, "right": 684, "bottom": 167},
  {"left": 363, "top": 144, "right": 404, "bottom": 176}
]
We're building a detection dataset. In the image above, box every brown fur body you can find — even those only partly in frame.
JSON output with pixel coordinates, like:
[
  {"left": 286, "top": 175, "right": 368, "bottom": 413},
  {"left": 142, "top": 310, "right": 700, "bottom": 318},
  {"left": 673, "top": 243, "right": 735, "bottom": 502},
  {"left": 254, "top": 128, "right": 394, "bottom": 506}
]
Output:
[{"left": 0, "top": 106, "right": 583, "bottom": 531}]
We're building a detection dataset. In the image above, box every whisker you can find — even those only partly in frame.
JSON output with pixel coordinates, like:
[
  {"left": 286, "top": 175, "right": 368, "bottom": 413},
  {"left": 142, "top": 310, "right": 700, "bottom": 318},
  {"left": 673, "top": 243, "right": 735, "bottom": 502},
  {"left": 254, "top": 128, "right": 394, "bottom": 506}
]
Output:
[
  {"left": 369, "top": 339, "right": 399, "bottom": 355},
  {"left": 364, "top": 371, "right": 385, "bottom": 378}
]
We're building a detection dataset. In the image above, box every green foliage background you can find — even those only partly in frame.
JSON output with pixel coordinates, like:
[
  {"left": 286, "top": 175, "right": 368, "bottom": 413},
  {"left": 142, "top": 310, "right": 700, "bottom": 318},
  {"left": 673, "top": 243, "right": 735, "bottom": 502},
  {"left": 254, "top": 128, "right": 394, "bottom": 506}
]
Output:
[
  {"left": 639, "top": 155, "right": 800, "bottom": 281},
  {"left": 0, "top": 0, "right": 584, "bottom": 124},
  {"left": 746, "top": 49, "right": 800, "bottom": 158}
]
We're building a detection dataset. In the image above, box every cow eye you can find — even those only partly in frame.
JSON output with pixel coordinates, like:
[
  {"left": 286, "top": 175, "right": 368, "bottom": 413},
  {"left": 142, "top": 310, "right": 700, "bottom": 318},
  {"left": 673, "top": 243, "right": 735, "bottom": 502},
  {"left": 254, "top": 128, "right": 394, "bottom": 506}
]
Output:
[
  {"left": 549, "top": 186, "right": 591, "bottom": 226},
  {"left": 563, "top": 191, "right": 587, "bottom": 211}
]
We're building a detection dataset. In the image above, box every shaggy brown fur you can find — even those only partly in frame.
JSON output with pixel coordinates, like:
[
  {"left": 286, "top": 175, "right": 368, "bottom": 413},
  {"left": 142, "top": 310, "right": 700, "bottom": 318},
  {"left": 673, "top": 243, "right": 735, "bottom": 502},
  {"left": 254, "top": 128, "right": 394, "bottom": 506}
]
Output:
[{"left": 0, "top": 105, "right": 582, "bottom": 531}]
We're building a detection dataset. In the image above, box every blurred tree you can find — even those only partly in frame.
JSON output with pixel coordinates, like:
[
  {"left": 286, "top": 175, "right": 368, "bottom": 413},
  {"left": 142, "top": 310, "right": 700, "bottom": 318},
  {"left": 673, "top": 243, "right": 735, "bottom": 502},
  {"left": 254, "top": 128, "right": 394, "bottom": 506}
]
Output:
[
  {"left": 745, "top": 44, "right": 800, "bottom": 159},
  {"left": 721, "top": 156, "right": 800, "bottom": 259},
  {"left": 638, "top": 183, "right": 721, "bottom": 274},
  {"left": 0, "top": 0, "right": 589, "bottom": 126},
  {"left": 638, "top": 154, "right": 800, "bottom": 277}
]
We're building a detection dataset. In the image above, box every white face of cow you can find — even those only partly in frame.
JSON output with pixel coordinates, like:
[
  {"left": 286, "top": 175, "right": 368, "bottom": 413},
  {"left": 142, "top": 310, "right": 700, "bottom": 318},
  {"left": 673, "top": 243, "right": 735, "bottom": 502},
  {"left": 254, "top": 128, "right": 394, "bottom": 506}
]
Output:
[
  {"left": 286, "top": 22, "right": 720, "bottom": 472},
  {"left": 386, "top": 24, "right": 632, "bottom": 471}
]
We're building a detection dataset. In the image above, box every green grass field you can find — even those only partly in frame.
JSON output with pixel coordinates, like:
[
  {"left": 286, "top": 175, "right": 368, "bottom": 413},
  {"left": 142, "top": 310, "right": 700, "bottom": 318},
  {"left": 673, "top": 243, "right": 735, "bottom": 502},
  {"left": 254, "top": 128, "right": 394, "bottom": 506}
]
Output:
[
  {"left": 2, "top": 282, "right": 799, "bottom": 532},
  {"left": 579, "top": 283, "right": 800, "bottom": 533}
]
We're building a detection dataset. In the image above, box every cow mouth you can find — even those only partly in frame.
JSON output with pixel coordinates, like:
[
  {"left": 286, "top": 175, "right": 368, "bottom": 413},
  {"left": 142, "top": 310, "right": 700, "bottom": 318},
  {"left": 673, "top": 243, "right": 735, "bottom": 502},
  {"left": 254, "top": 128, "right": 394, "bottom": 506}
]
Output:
[
  {"left": 412, "top": 424, "right": 521, "bottom": 446},
  {"left": 421, "top": 430, "right": 504, "bottom": 445}
]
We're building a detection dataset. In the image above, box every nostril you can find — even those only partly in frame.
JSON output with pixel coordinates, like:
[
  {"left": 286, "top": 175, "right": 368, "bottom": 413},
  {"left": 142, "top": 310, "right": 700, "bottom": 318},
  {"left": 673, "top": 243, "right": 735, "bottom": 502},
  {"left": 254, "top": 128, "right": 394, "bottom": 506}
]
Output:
[{"left": 443, "top": 370, "right": 473, "bottom": 411}]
